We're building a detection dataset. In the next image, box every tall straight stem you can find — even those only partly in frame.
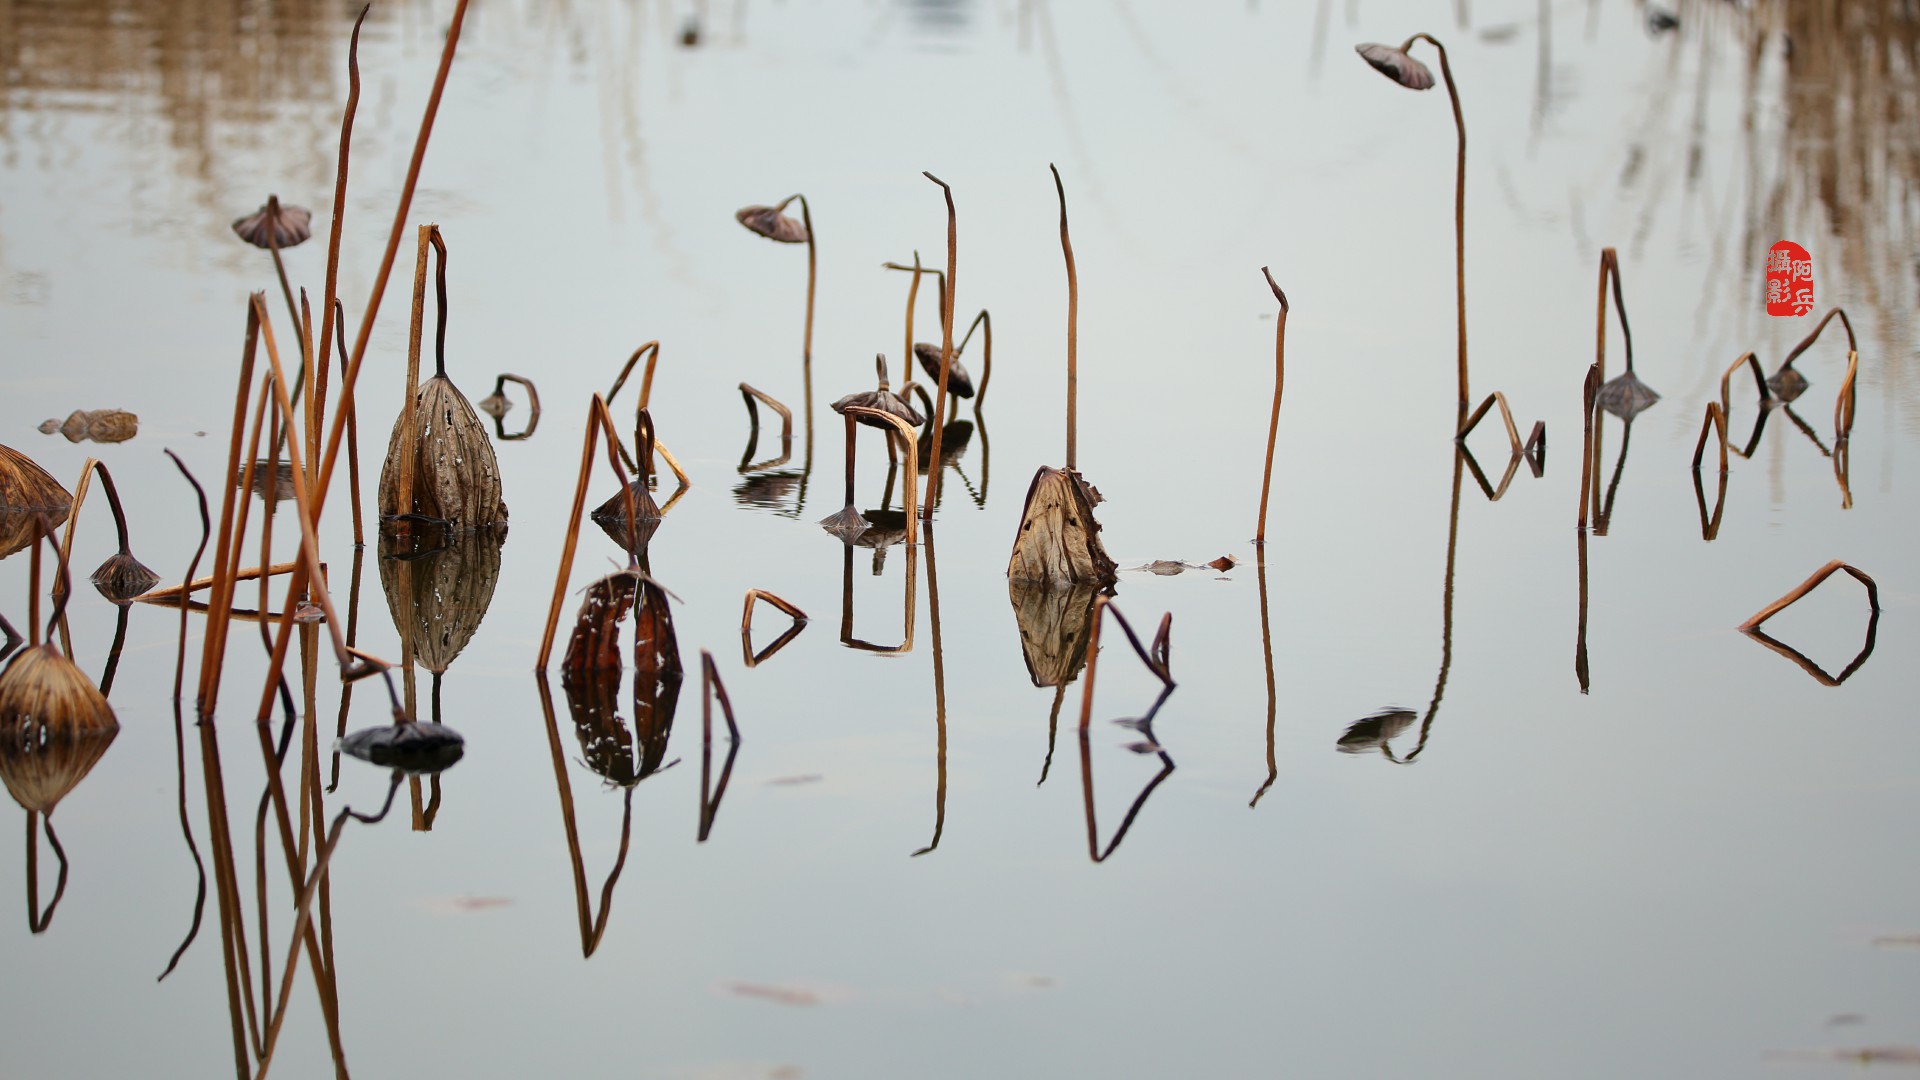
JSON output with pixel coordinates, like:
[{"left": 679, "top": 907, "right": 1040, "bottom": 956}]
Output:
[
  {"left": 923, "top": 172, "right": 957, "bottom": 519},
  {"left": 1051, "top": 164, "right": 1078, "bottom": 470},
  {"left": 1407, "top": 34, "right": 1468, "bottom": 429}
]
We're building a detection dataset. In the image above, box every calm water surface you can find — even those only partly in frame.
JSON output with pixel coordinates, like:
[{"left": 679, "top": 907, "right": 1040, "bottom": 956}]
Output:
[{"left": 1, "top": 1, "right": 1917, "bottom": 1077}]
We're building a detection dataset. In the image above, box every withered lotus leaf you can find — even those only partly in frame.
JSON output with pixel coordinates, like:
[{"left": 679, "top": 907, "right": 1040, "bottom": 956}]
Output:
[
  {"left": 92, "top": 551, "right": 161, "bottom": 604},
  {"left": 831, "top": 389, "right": 924, "bottom": 430},
  {"left": 912, "top": 343, "right": 975, "bottom": 399},
  {"left": 562, "top": 571, "right": 681, "bottom": 683},
  {"left": 0, "top": 444, "right": 71, "bottom": 514},
  {"left": 378, "top": 526, "right": 505, "bottom": 675},
  {"left": 1595, "top": 373, "right": 1661, "bottom": 421},
  {"left": 1007, "top": 580, "right": 1100, "bottom": 688},
  {"left": 39, "top": 409, "right": 139, "bottom": 444},
  {"left": 589, "top": 482, "right": 662, "bottom": 553},
  {"left": 0, "top": 645, "right": 118, "bottom": 739},
  {"left": 1006, "top": 466, "right": 1117, "bottom": 588},
  {"left": 1356, "top": 43, "right": 1435, "bottom": 90},
  {"left": 377, "top": 375, "right": 509, "bottom": 529},
  {"left": 1336, "top": 708, "right": 1416, "bottom": 754},
  {"left": 0, "top": 644, "right": 120, "bottom": 813},
  {"left": 232, "top": 201, "right": 313, "bottom": 249},
  {"left": 734, "top": 205, "right": 809, "bottom": 244},
  {"left": 338, "top": 722, "right": 465, "bottom": 775}
]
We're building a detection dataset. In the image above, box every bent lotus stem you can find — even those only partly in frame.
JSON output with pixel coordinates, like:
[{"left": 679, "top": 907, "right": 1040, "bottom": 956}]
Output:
[
  {"left": 1718, "top": 350, "right": 1769, "bottom": 420},
  {"left": 740, "top": 590, "right": 806, "bottom": 668},
  {"left": 846, "top": 405, "right": 920, "bottom": 546},
  {"left": 1595, "top": 246, "right": 1634, "bottom": 380},
  {"left": 1835, "top": 350, "right": 1859, "bottom": 445},
  {"left": 606, "top": 340, "right": 661, "bottom": 410},
  {"left": 1691, "top": 402, "right": 1729, "bottom": 475},
  {"left": 52, "top": 458, "right": 137, "bottom": 596},
  {"left": 1400, "top": 32, "right": 1469, "bottom": 427},
  {"left": 263, "top": 195, "right": 307, "bottom": 397},
  {"left": 1074, "top": 596, "right": 1175, "bottom": 733},
  {"left": 1255, "top": 266, "right": 1288, "bottom": 544},
  {"left": 1774, "top": 306, "right": 1856, "bottom": 380},
  {"left": 535, "top": 394, "right": 637, "bottom": 669},
  {"left": 958, "top": 309, "right": 993, "bottom": 410},
  {"left": 1738, "top": 559, "right": 1878, "bottom": 632},
  {"left": 922, "top": 172, "right": 958, "bottom": 520}
]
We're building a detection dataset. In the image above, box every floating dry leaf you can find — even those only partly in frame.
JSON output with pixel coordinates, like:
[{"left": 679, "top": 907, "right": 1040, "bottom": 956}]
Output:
[
  {"left": 1206, "top": 555, "right": 1238, "bottom": 572},
  {"left": 39, "top": 409, "right": 138, "bottom": 444}
]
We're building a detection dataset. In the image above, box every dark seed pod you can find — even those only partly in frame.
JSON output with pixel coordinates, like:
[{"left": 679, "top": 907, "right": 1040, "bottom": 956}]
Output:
[
  {"left": 338, "top": 722, "right": 466, "bottom": 775},
  {"left": 378, "top": 375, "right": 509, "bottom": 529},
  {"left": 913, "top": 343, "right": 975, "bottom": 398},
  {"left": 91, "top": 552, "right": 161, "bottom": 604},
  {"left": 0, "top": 644, "right": 120, "bottom": 813},
  {"left": 1595, "top": 372, "right": 1661, "bottom": 421}
]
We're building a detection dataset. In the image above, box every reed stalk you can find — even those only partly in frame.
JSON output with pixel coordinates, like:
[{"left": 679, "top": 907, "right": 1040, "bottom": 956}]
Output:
[
  {"left": 698, "top": 651, "right": 740, "bottom": 843},
  {"left": 313, "top": 7, "right": 367, "bottom": 512},
  {"left": 536, "top": 396, "right": 637, "bottom": 669}
]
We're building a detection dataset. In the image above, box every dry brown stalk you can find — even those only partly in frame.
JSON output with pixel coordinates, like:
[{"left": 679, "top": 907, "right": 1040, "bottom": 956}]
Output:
[
  {"left": 1577, "top": 363, "right": 1600, "bottom": 530},
  {"left": 606, "top": 340, "right": 661, "bottom": 410},
  {"left": 1835, "top": 350, "right": 1859, "bottom": 444},
  {"left": 52, "top": 458, "right": 156, "bottom": 602},
  {"left": 838, "top": 542, "right": 917, "bottom": 655},
  {"left": 482, "top": 373, "right": 541, "bottom": 441},
  {"left": 846, "top": 405, "right": 921, "bottom": 546},
  {"left": 312, "top": 7, "right": 368, "bottom": 517},
  {"left": 1255, "top": 266, "right": 1288, "bottom": 544},
  {"left": 740, "top": 590, "right": 807, "bottom": 669},
  {"left": 1050, "top": 164, "right": 1079, "bottom": 470},
  {"left": 140, "top": 561, "right": 300, "bottom": 604},
  {"left": 921, "top": 172, "right": 958, "bottom": 520},
  {"left": 1691, "top": 402, "right": 1729, "bottom": 475},
  {"left": 397, "top": 225, "right": 432, "bottom": 517},
  {"left": 1738, "top": 560, "right": 1879, "bottom": 633},
  {"left": 738, "top": 383, "right": 793, "bottom": 472},
  {"left": 1770, "top": 306, "right": 1857, "bottom": 399}
]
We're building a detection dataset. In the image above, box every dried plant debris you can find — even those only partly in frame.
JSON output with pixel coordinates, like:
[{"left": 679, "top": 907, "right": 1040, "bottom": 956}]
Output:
[
  {"left": 735, "top": 205, "right": 809, "bottom": 244},
  {"left": 238, "top": 459, "right": 298, "bottom": 503},
  {"left": 1356, "top": 42, "right": 1435, "bottom": 89},
  {"left": 0, "top": 444, "right": 72, "bottom": 514},
  {"left": 378, "top": 374, "right": 509, "bottom": 529},
  {"left": 231, "top": 200, "right": 313, "bottom": 249},
  {"left": 589, "top": 480, "right": 662, "bottom": 552},
  {"left": 39, "top": 409, "right": 138, "bottom": 444},
  {"left": 1337, "top": 708, "right": 1416, "bottom": 754},
  {"left": 1007, "top": 580, "right": 1100, "bottom": 688},
  {"left": 1007, "top": 467, "right": 1116, "bottom": 588},
  {"left": 564, "top": 667, "right": 680, "bottom": 787},
  {"left": 1594, "top": 372, "right": 1660, "bottom": 421},
  {"left": 379, "top": 526, "right": 505, "bottom": 675},
  {"left": 0, "top": 644, "right": 121, "bottom": 813},
  {"left": 92, "top": 551, "right": 161, "bottom": 604},
  {"left": 913, "top": 343, "right": 975, "bottom": 399},
  {"left": 1124, "top": 556, "right": 1238, "bottom": 576},
  {"left": 339, "top": 723, "right": 466, "bottom": 774}
]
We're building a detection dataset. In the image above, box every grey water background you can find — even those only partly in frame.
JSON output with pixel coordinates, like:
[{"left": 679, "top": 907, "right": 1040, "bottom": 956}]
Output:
[{"left": 2, "top": 1, "right": 1918, "bottom": 1076}]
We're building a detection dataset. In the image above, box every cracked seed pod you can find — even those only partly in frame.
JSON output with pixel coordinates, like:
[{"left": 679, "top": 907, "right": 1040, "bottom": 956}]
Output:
[
  {"left": 1006, "top": 466, "right": 1117, "bottom": 588},
  {"left": 734, "top": 205, "right": 809, "bottom": 244},
  {"left": 378, "top": 375, "right": 509, "bottom": 529},
  {"left": 378, "top": 526, "right": 505, "bottom": 675},
  {"left": 0, "top": 644, "right": 120, "bottom": 814}
]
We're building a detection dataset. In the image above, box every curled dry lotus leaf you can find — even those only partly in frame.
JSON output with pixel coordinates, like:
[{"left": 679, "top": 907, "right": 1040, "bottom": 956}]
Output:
[
  {"left": 232, "top": 201, "right": 313, "bottom": 249},
  {"left": 1006, "top": 466, "right": 1118, "bottom": 588},
  {"left": 378, "top": 526, "right": 505, "bottom": 675},
  {"left": 338, "top": 722, "right": 466, "bottom": 775},
  {"left": 1007, "top": 580, "right": 1100, "bottom": 688},
  {"left": 589, "top": 481, "right": 662, "bottom": 554},
  {"left": 0, "top": 444, "right": 73, "bottom": 561},
  {"left": 1356, "top": 42, "right": 1435, "bottom": 90},
  {"left": 39, "top": 409, "right": 138, "bottom": 444},
  {"left": 92, "top": 551, "right": 161, "bottom": 604},
  {"left": 734, "top": 205, "right": 809, "bottom": 244},
  {"left": 0, "top": 643, "right": 120, "bottom": 814},
  {"left": 377, "top": 375, "right": 509, "bottom": 529},
  {"left": 912, "top": 343, "right": 975, "bottom": 399},
  {"left": 1337, "top": 708, "right": 1417, "bottom": 754},
  {"left": 1595, "top": 373, "right": 1661, "bottom": 421},
  {"left": 832, "top": 389, "right": 925, "bottom": 430}
]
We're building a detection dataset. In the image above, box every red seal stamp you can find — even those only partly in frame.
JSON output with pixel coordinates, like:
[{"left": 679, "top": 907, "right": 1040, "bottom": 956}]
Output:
[{"left": 1765, "top": 241, "right": 1813, "bottom": 316}]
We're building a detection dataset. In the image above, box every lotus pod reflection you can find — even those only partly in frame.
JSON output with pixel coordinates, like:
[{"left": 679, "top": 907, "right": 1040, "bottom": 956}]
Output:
[
  {"left": 379, "top": 526, "right": 505, "bottom": 675},
  {"left": 1007, "top": 580, "right": 1100, "bottom": 688},
  {"left": 91, "top": 551, "right": 161, "bottom": 604}
]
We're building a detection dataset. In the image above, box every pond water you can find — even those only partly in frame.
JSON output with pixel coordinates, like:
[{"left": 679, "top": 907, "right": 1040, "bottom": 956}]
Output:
[{"left": 2, "top": 1, "right": 1917, "bottom": 1077}]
